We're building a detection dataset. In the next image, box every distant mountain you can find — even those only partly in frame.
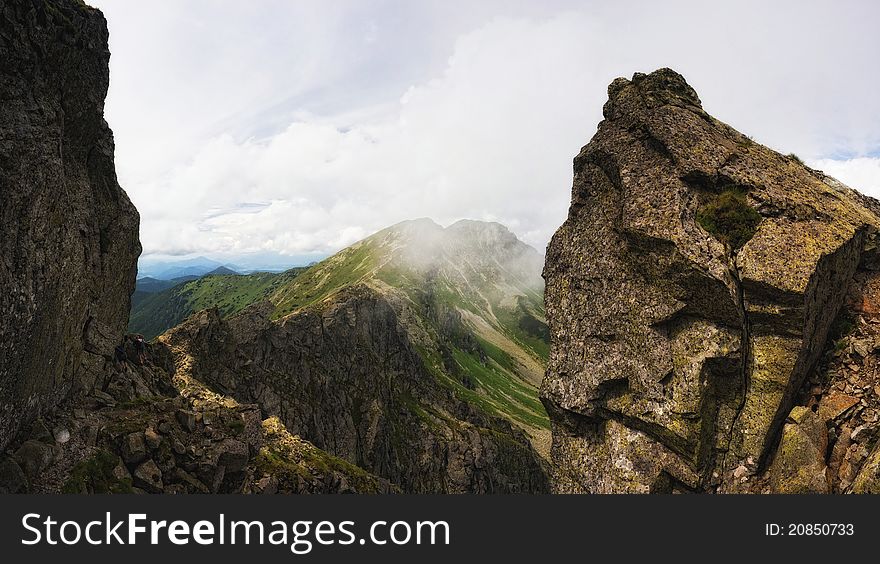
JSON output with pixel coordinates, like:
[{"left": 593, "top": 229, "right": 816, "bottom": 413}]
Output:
[
  {"left": 129, "top": 268, "right": 306, "bottom": 340},
  {"left": 134, "top": 275, "right": 200, "bottom": 294},
  {"left": 137, "top": 253, "right": 326, "bottom": 280},
  {"left": 205, "top": 266, "right": 239, "bottom": 276},
  {"left": 136, "top": 256, "right": 224, "bottom": 280}
]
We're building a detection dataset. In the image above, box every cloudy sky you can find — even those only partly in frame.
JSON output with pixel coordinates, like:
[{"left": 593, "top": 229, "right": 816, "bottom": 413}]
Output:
[{"left": 90, "top": 0, "right": 880, "bottom": 264}]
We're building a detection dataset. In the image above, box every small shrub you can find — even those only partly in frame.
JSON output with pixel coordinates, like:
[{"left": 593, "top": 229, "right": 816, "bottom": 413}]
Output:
[
  {"left": 787, "top": 153, "right": 804, "bottom": 165},
  {"left": 696, "top": 187, "right": 762, "bottom": 250},
  {"left": 62, "top": 450, "right": 133, "bottom": 494}
]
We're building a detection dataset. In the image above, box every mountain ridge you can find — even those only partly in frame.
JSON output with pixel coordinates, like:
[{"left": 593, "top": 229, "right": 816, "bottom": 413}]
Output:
[
  {"left": 154, "top": 218, "right": 552, "bottom": 478},
  {"left": 159, "top": 282, "right": 549, "bottom": 492},
  {"left": 255, "top": 218, "right": 550, "bottom": 445}
]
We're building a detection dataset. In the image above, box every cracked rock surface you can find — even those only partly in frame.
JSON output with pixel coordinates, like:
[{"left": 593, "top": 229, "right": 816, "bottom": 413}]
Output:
[
  {"left": 0, "top": 0, "right": 140, "bottom": 450},
  {"left": 542, "top": 68, "right": 880, "bottom": 493}
]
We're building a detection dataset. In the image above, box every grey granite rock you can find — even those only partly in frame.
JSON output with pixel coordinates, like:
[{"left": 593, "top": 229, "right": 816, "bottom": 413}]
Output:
[{"left": 542, "top": 68, "right": 880, "bottom": 493}]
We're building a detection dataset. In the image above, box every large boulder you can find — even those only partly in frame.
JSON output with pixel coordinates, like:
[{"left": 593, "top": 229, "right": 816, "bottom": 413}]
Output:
[
  {"left": 0, "top": 0, "right": 141, "bottom": 449},
  {"left": 542, "top": 68, "right": 880, "bottom": 493}
]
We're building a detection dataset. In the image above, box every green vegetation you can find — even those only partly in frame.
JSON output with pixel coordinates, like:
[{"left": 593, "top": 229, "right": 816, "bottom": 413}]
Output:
[
  {"left": 257, "top": 419, "right": 386, "bottom": 493},
  {"left": 494, "top": 297, "right": 550, "bottom": 362},
  {"left": 696, "top": 187, "right": 762, "bottom": 250},
  {"left": 135, "top": 220, "right": 551, "bottom": 442},
  {"left": 414, "top": 339, "right": 548, "bottom": 433},
  {"left": 62, "top": 450, "right": 133, "bottom": 494},
  {"left": 129, "top": 268, "right": 305, "bottom": 339},
  {"left": 271, "top": 240, "right": 380, "bottom": 317},
  {"left": 787, "top": 153, "right": 804, "bottom": 165},
  {"left": 452, "top": 348, "right": 548, "bottom": 430}
]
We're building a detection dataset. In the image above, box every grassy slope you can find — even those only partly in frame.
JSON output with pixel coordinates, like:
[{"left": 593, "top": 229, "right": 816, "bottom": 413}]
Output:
[
  {"left": 129, "top": 269, "right": 305, "bottom": 339},
  {"left": 131, "top": 221, "right": 551, "bottom": 452},
  {"left": 267, "top": 222, "right": 551, "bottom": 449},
  {"left": 270, "top": 238, "right": 381, "bottom": 317}
]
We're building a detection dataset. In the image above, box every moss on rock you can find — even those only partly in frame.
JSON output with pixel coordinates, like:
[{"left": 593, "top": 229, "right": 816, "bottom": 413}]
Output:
[
  {"left": 62, "top": 450, "right": 133, "bottom": 494},
  {"left": 254, "top": 417, "right": 390, "bottom": 493},
  {"left": 696, "top": 187, "right": 762, "bottom": 250}
]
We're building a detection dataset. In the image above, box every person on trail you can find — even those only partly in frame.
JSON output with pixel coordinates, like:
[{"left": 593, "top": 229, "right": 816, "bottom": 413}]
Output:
[{"left": 135, "top": 334, "right": 147, "bottom": 365}]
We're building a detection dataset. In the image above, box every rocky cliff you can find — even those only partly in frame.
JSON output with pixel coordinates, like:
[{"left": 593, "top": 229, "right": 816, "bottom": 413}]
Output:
[
  {"left": 0, "top": 339, "right": 392, "bottom": 494},
  {"left": 0, "top": 0, "right": 141, "bottom": 450},
  {"left": 160, "top": 284, "right": 549, "bottom": 493},
  {"left": 542, "top": 68, "right": 880, "bottom": 493}
]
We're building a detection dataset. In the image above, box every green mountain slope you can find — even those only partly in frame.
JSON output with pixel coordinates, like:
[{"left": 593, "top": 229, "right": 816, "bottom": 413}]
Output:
[
  {"left": 266, "top": 218, "right": 550, "bottom": 452},
  {"left": 129, "top": 268, "right": 305, "bottom": 339},
  {"left": 139, "top": 219, "right": 550, "bottom": 453},
  {"left": 135, "top": 275, "right": 199, "bottom": 294}
]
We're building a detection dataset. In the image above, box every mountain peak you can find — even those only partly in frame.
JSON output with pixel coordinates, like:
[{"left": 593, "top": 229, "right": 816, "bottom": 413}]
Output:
[
  {"left": 603, "top": 67, "right": 703, "bottom": 120},
  {"left": 445, "top": 219, "right": 519, "bottom": 246},
  {"left": 386, "top": 217, "right": 443, "bottom": 233},
  {"left": 206, "top": 266, "right": 239, "bottom": 276}
]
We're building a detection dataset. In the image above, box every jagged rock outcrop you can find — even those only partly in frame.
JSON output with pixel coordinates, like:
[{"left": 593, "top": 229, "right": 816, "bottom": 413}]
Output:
[
  {"left": 160, "top": 285, "right": 549, "bottom": 493},
  {"left": 0, "top": 0, "right": 141, "bottom": 450},
  {"left": 542, "top": 68, "right": 880, "bottom": 493},
  {"left": 0, "top": 340, "right": 392, "bottom": 494},
  {"left": 797, "top": 262, "right": 880, "bottom": 494}
]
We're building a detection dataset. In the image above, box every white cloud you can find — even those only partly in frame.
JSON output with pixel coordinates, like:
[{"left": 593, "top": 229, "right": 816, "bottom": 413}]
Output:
[
  {"left": 128, "top": 14, "right": 605, "bottom": 256},
  {"left": 91, "top": 1, "right": 880, "bottom": 259},
  {"left": 810, "top": 158, "right": 880, "bottom": 198}
]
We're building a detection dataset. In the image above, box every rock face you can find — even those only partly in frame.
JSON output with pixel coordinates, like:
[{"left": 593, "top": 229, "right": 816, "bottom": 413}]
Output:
[
  {"left": 160, "top": 285, "right": 549, "bottom": 493},
  {"left": 1, "top": 340, "right": 392, "bottom": 494},
  {"left": 0, "top": 0, "right": 141, "bottom": 450},
  {"left": 265, "top": 219, "right": 550, "bottom": 452},
  {"left": 802, "top": 262, "right": 880, "bottom": 494},
  {"left": 542, "top": 68, "right": 880, "bottom": 493}
]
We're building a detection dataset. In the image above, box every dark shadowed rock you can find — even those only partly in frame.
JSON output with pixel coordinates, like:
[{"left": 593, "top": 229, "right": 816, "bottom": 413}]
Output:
[
  {"left": 542, "top": 68, "right": 880, "bottom": 493},
  {"left": 160, "top": 286, "right": 549, "bottom": 493},
  {"left": 0, "top": 0, "right": 140, "bottom": 450},
  {"left": 176, "top": 409, "right": 197, "bottom": 432},
  {"left": 13, "top": 440, "right": 58, "bottom": 481},
  {"left": 121, "top": 432, "right": 147, "bottom": 465},
  {"left": 0, "top": 457, "right": 27, "bottom": 493},
  {"left": 133, "top": 459, "right": 163, "bottom": 493},
  {"left": 216, "top": 438, "right": 249, "bottom": 473}
]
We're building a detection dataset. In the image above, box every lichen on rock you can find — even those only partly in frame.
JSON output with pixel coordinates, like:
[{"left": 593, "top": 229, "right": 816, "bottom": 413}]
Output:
[{"left": 542, "top": 68, "right": 880, "bottom": 493}]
